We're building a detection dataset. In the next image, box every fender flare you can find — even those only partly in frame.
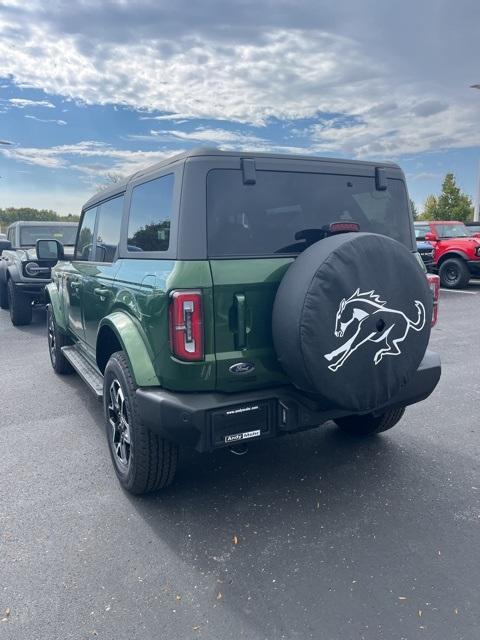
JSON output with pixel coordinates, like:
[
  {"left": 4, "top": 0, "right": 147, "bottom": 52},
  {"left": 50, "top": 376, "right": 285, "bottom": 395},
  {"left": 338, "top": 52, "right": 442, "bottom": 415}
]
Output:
[
  {"left": 6, "top": 263, "right": 21, "bottom": 282},
  {"left": 0, "top": 260, "right": 7, "bottom": 285},
  {"left": 45, "top": 282, "right": 68, "bottom": 332},
  {"left": 97, "top": 312, "right": 160, "bottom": 387},
  {"left": 437, "top": 250, "right": 469, "bottom": 264}
]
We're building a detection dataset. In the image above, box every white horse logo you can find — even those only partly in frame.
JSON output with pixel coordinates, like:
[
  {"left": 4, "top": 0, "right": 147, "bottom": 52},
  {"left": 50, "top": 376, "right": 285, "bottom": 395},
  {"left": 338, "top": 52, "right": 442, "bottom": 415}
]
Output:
[{"left": 324, "top": 289, "right": 426, "bottom": 372}]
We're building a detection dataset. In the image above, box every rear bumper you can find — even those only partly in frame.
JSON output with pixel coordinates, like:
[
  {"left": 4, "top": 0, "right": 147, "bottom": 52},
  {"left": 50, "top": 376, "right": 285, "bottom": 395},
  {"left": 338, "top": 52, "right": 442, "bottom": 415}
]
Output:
[{"left": 137, "top": 350, "right": 441, "bottom": 452}]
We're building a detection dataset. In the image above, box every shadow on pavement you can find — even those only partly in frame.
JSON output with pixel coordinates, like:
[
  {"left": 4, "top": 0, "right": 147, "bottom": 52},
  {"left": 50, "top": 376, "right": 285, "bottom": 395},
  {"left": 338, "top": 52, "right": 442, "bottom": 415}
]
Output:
[{"left": 123, "top": 421, "right": 478, "bottom": 638}]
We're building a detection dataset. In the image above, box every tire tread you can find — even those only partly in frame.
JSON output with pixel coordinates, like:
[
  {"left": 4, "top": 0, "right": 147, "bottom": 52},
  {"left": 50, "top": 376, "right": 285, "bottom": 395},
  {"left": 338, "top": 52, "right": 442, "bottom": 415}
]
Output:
[
  {"left": 335, "top": 406, "right": 406, "bottom": 436},
  {"left": 105, "top": 351, "right": 178, "bottom": 494},
  {"left": 8, "top": 278, "right": 32, "bottom": 325}
]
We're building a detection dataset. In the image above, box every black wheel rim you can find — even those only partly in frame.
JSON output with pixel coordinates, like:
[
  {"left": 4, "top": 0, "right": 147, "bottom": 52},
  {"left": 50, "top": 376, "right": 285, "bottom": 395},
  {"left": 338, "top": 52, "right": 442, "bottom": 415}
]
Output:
[
  {"left": 108, "top": 379, "right": 131, "bottom": 470},
  {"left": 47, "top": 311, "right": 56, "bottom": 366},
  {"left": 445, "top": 265, "right": 459, "bottom": 285}
]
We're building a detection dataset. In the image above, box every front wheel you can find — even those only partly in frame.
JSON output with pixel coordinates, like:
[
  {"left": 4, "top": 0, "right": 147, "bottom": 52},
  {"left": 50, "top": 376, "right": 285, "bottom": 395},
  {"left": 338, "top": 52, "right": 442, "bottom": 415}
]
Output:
[
  {"left": 7, "top": 279, "right": 32, "bottom": 325},
  {"left": 439, "top": 257, "right": 470, "bottom": 289},
  {"left": 335, "top": 407, "right": 406, "bottom": 436},
  {"left": 47, "top": 304, "right": 73, "bottom": 374},
  {"left": 104, "top": 351, "right": 178, "bottom": 495}
]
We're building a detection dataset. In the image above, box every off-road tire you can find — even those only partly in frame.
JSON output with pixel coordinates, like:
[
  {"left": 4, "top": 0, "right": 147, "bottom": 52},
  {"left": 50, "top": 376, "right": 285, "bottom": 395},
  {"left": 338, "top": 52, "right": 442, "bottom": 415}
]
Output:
[
  {"left": 0, "top": 280, "right": 8, "bottom": 309},
  {"left": 46, "top": 304, "right": 74, "bottom": 374},
  {"left": 7, "top": 278, "right": 32, "bottom": 325},
  {"left": 335, "top": 407, "right": 406, "bottom": 436},
  {"left": 104, "top": 351, "right": 178, "bottom": 495},
  {"left": 439, "top": 257, "right": 470, "bottom": 289}
]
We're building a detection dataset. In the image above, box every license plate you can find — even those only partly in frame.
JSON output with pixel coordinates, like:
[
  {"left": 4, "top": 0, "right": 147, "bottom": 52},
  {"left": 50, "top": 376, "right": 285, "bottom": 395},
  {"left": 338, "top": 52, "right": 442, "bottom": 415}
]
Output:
[{"left": 224, "top": 429, "right": 261, "bottom": 444}]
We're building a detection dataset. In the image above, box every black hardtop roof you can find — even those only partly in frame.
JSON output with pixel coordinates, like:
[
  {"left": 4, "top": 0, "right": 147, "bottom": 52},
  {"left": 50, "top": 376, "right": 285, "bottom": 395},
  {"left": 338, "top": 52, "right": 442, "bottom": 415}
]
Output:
[{"left": 82, "top": 147, "right": 401, "bottom": 211}]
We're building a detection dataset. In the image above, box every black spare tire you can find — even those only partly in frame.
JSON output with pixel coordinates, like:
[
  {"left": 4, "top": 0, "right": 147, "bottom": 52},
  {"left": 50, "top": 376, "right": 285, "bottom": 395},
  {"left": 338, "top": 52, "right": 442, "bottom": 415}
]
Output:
[{"left": 272, "top": 232, "right": 432, "bottom": 413}]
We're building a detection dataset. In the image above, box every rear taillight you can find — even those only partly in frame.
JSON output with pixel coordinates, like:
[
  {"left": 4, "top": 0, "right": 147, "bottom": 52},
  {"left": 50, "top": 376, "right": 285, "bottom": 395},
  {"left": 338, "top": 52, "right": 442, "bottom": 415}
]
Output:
[
  {"left": 169, "top": 290, "right": 204, "bottom": 361},
  {"left": 426, "top": 274, "right": 440, "bottom": 327}
]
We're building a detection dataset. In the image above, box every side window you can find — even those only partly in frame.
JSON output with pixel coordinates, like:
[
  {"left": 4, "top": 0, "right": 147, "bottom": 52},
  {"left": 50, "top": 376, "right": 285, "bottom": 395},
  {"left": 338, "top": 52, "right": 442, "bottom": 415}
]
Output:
[
  {"left": 7, "top": 227, "right": 15, "bottom": 245},
  {"left": 75, "top": 207, "right": 97, "bottom": 261},
  {"left": 127, "top": 174, "right": 174, "bottom": 252},
  {"left": 95, "top": 195, "right": 124, "bottom": 262}
]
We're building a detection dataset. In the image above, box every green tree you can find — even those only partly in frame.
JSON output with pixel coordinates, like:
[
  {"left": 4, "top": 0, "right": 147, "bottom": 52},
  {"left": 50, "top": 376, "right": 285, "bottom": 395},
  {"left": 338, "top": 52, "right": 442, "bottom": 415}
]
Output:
[
  {"left": 420, "top": 194, "right": 439, "bottom": 220},
  {"left": 409, "top": 198, "right": 419, "bottom": 219},
  {"left": 0, "top": 207, "right": 79, "bottom": 232},
  {"left": 435, "top": 173, "right": 473, "bottom": 222}
]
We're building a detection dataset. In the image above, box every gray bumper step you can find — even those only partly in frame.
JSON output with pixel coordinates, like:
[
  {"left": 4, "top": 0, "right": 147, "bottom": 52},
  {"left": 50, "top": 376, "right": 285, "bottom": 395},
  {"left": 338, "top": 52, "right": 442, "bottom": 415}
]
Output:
[{"left": 61, "top": 345, "right": 103, "bottom": 399}]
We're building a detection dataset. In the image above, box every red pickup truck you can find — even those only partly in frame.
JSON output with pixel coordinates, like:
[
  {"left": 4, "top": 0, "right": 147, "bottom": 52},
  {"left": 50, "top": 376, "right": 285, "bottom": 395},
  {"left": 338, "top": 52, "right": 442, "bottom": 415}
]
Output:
[{"left": 415, "top": 221, "right": 480, "bottom": 288}]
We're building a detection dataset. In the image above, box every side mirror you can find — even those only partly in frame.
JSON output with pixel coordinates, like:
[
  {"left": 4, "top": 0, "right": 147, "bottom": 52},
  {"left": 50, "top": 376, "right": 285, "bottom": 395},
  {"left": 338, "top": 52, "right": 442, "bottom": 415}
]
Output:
[
  {"left": 425, "top": 232, "right": 438, "bottom": 242},
  {"left": 0, "top": 239, "right": 12, "bottom": 255},
  {"left": 473, "top": 232, "right": 480, "bottom": 239},
  {"left": 36, "top": 239, "right": 65, "bottom": 261}
]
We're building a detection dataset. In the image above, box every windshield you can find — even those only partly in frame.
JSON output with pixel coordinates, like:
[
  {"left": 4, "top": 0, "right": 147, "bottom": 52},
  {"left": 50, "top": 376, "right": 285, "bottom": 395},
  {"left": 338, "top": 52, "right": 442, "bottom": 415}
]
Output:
[
  {"left": 415, "top": 225, "right": 430, "bottom": 239},
  {"left": 207, "top": 170, "right": 412, "bottom": 257},
  {"left": 19, "top": 225, "right": 77, "bottom": 246},
  {"left": 434, "top": 223, "right": 469, "bottom": 238}
]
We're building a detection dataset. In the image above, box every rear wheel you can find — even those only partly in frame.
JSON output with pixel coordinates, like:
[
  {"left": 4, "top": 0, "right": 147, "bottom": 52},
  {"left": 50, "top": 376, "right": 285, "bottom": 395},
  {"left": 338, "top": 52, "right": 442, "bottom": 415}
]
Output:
[
  {"left": 7, "top": 279, "right": 32, "bottom": 325},
  {"left": 47, "top": 304, "right": 74, "bottom": 374},
  {"left": 0, "top": 280, "right": 8, "bottom": 309},
  {"left": 439, "top": 257, "right": 470, "bottom": 289},
  {"left": 104, "top": 351, "right": 178, "bottom": 495},
  {"left": 335, "top": 407, "right": 406, "bottom": 436}
]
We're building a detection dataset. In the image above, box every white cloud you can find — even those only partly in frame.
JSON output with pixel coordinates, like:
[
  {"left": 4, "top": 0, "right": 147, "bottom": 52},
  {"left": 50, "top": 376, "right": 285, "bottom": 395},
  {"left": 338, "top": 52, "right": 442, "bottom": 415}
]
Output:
[
  {"left": 0, "top": 1, "right": 479, "bottom": 160},
  {"left": 0, "top": 140, "right": 179, "bottom": 180},
  {"left": 25, "top": 115, "right": 67, "bottom": 125},
  {"left": 139, "top": 113, "right": 195, "bottom": 122},
  {"left": 8, "top": 98, "right": 55, "bottom": 108},
  {"left": 148, "top": 127, "right": 268, "bottom": 146}
]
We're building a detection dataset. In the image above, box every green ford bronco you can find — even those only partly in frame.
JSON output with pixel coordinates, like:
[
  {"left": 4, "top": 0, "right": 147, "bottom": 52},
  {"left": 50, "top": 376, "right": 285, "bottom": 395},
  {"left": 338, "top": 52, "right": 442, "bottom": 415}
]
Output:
[{"left": 43, "top": 148, "right": 441, "bottom": 494}]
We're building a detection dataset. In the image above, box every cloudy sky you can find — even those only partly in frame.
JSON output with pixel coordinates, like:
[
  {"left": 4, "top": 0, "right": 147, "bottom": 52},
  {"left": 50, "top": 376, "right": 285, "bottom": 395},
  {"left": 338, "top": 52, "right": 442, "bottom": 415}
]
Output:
[{"left": 0, "top": 0, "right": 479, "bottom": 215}]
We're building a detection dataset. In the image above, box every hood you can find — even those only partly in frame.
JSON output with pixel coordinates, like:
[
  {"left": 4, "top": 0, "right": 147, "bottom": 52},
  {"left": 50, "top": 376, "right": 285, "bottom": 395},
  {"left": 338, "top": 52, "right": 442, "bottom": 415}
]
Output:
[
  {"left": 439, "top": 237, "right": 480, "bottom": 247},
  {"left": 416, "top": 241, "right": 433, "bottom": 251},
  {"left": 19, "top": 245, "right": 75, "bottom": 260}
]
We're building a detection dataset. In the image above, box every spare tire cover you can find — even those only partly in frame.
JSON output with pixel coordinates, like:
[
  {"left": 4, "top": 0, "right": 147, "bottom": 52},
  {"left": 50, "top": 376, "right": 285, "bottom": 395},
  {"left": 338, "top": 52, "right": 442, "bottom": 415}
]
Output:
[{"left": 272, "top": 232, "right": 432, "bottom": 413}]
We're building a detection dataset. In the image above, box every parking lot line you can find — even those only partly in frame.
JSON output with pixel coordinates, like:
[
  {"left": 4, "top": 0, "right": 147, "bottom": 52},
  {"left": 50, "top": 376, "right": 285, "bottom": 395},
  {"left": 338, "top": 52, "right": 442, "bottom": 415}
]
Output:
[{"left": 440, "top": 288, "right": 478, "bottom": 294}]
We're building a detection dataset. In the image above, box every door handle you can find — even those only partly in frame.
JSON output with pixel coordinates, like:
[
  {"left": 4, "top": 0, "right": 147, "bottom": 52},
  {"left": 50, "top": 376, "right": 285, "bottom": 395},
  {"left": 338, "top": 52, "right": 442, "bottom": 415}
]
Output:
[
  {"left": 234, "top": 293, "right": 247, "bottom": 350},
  {"left": 70, "top": 280, "right": 81, "bottom": 290},
  {"left": 94, "top": 287, "right": 110, "bottom": 299}
]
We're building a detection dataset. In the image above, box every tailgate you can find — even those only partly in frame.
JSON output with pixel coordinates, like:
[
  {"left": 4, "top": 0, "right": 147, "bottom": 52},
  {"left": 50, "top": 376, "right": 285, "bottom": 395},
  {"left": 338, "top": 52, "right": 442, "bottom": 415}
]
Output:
[{"left": 209, "top": 258, "right": 293, "bottom": 392}]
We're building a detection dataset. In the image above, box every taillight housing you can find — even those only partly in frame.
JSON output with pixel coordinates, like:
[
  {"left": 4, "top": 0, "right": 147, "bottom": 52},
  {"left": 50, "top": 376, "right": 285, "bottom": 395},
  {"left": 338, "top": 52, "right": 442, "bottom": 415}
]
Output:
[
  {"left": 426, "top": 274, "right": 440, "bottom": 327},
  {"left": 169, "top": 290, "right": 204, "bottom": 361}
]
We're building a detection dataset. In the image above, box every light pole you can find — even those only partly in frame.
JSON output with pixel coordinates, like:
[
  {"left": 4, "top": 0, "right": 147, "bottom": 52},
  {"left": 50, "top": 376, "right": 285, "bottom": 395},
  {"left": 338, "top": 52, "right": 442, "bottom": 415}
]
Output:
[{"left": 471, "top": 85, "right": 480, "bottom": 221}]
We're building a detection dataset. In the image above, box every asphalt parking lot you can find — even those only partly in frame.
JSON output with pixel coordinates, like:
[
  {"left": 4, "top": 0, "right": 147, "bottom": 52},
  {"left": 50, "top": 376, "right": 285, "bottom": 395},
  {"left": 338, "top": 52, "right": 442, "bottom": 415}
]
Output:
[{"left": 1, "top": 283, "right": 479, "bottom": 640}]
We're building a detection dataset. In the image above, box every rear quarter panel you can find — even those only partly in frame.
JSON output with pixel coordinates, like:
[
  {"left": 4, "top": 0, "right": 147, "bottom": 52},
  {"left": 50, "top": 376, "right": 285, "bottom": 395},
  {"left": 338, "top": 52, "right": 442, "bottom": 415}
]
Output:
[{"left": 111, "top": 259, "right": 215, "bottom": 391}]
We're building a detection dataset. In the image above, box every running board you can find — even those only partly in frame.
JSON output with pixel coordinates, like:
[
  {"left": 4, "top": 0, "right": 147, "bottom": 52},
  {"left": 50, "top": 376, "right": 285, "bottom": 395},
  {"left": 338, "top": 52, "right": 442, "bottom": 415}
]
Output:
[{"left": 61, "top": 345, "right": 103, "bottom": 399}]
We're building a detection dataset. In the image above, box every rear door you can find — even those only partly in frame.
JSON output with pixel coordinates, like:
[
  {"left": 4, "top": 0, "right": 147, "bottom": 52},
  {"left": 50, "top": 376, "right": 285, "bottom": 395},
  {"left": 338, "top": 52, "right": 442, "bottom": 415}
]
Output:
[
  {"left": 64, "top": 206, "right": 97, "bottom": 339},
  {"left": 207, "top": 163, "right": 413, "bottom": 392},
  {"left": 82, "top": 194, "right": 124, "bottom": 348}
]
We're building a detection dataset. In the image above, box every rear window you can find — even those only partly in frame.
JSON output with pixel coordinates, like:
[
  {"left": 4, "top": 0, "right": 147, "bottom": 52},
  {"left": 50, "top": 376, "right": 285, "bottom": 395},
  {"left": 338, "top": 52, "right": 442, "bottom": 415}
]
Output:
[
  {"left": 127, "top": 174, "right": 174, "bottom": 252},
  {"left": 207, "top": 170, "right": 413, "bottom": 257},
  {"left": 20, "top": 225, "right": 77, "bottom": 246}
]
